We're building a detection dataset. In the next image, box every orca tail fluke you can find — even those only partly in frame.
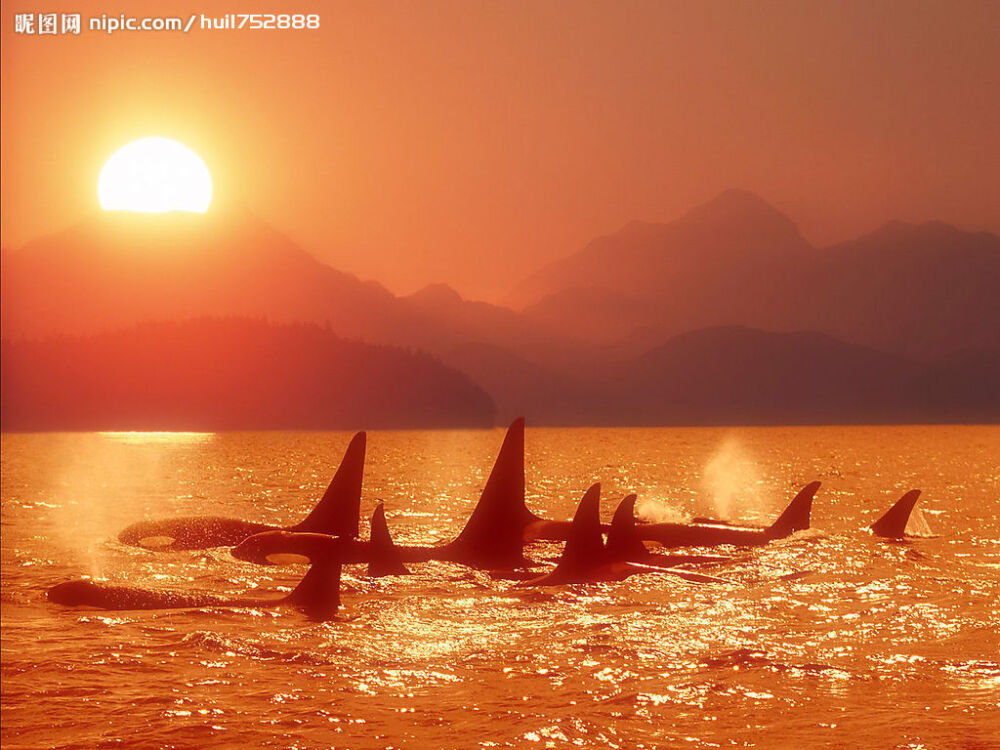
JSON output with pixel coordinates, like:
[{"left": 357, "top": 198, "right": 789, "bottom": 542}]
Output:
[
  {"left": 605, "top": 494, "right": 648, "bottom": 563},
  {"left": 283, "top": 550, "right": 343, "bottom": 621},
  {"left": 448, "top": 418, "right": 529, "bottom": 569},
  {"left": 368, "top": 502, "right": 410, "bottom": 577},
  {"left": 292, "top": 431, "right": 366, "bottom": 538},
  {"left": 765, "top": 481, "right": 820, "bottom": 540},
  {"left": 871, "top": 490, "right": 921, "bottom": 539}
]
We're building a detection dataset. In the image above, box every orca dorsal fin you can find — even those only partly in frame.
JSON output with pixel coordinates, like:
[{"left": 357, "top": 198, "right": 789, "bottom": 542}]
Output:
[
  {"left": 871, "top": 490, "right": 921, "bottom": 538},
  {"left": 283, "top": 552, "right": 342, "bottom": 621},
  {"left": 605, "top": 494, "right": 648, "bottom": 563},
  {"left": 292, "top": 432, "right": 366, "bottom": 537},
  {"left": 551, "top": 484, "right": 606, "bottom": 576},
  {"left": 766, "top": 481, "right": 820, "bottom": 540},
  {"left": 448, "top": 418, "right": 528, "bottom": 568},
  {"left": 368, "top": 502, "right": 410, "bottom": 577}
]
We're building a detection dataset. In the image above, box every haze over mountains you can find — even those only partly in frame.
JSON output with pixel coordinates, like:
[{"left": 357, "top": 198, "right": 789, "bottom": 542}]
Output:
[
  {"left": 513, "top": 190, "right": 1000, "bottom": 359},
  {"left": 3, "top": 190, "right": 998, "bottom": 429}
]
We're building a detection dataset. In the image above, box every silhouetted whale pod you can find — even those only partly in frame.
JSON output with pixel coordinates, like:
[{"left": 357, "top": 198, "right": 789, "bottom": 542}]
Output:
[
  {"left": 232, "top": 420, "right": 531, "bottom": 570},
  {"left": 48, "top": 543, "right": 344, "bottom": 620},
  {"left": 119, "top": 431, "right": 366, "bottom": 550},
  {"left": 870, "top": 489, "right": 921, "bottom": 538},
  {"left": 367, "top": 502, "right": 410, "bottom": 577},
  {"left": 292, "top": 432, "right": 366, "bottom": 538}
]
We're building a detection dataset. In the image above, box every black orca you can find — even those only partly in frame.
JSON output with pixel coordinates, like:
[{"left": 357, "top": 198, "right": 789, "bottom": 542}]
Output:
[
  {"left": 233, "top": 420, "right": 532, "bottom": 571},
  {"left": 870, "top": 489, "right": 923, "bottom": 539},
  {"left": 233, "top": 502, "right": 411, "bottom": 578},
  {"left": 47, "top": 547, "right": 344, "bottom": 620},
  {"left": 117, "top": 431, "right": 366, "bottom": 550},
  {"left": 634, "top": 481, "right": 821, "bottom": 548},
  {"left": 511, "top": 413, "right": 819, "bottom": 550},
  {"left": 606, "top": 495, "right": 731, "bottom": 569},
  {"left": 366, "top": 502, "right": 411, "bottom": 577},
  {"left": 521, "top": 484, "right": 730, "bottom": 586}
]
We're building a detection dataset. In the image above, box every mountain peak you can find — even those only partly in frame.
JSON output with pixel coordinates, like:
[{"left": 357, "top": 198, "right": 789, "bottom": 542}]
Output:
[
  {"left": 407, "top": 283, "right": 464, "bottom": 308},
  {"left": 676, "top": 189, "right": 803, "bottom": 244}
]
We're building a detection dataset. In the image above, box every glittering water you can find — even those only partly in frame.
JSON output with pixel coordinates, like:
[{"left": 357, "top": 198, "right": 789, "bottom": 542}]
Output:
[{"left": 2, "top": 426, "right": 999, "bottom": 749}]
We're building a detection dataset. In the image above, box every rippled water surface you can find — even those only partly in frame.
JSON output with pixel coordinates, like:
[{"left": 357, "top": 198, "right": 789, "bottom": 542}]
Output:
[{"left": 3, "top": 426, "right": 999, "bottom": 749}]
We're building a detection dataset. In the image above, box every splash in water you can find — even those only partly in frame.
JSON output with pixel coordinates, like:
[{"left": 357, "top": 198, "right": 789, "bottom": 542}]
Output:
[
  {"left": 905, "top": 507, "right": 935, "bottom": 537},
  {"left": 634, "top": 498, "right": 688, "bottom": 524}
]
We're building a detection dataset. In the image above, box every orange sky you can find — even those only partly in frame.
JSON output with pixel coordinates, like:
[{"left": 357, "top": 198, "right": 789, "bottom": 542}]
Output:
[{"left": 2, "top": 0, "right": 999, "bottom": 300}]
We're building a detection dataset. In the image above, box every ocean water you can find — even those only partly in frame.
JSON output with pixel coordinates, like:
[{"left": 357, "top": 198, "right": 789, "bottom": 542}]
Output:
[{"left": 2, "top": 426, "right": 999, "bottom": 749}]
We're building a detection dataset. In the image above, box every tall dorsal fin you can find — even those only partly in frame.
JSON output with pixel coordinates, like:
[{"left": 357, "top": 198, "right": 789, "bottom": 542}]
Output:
[
  {"left": 605, "top": 494, "right": 647, "bottom": 563},
  {"left": 551, "top": 484, "right": 606, "bottom": 576},
  {"left": 293, "top": 432, "right": 366, "bottom": 537},
  {"left": 283, "top": 552, "right": 342, "bottom": 621},
  {"left": 871, "top": 490, "right": 921, "bottom": 539},
  {"left": 368, "top": 502, "right": 410, "bottom": 577},
  {"left": 448, "top": 418, "right": 528, "bottom": 568},
  {"left": 765, "top": 481, "right": 820, "bottom": 540}
]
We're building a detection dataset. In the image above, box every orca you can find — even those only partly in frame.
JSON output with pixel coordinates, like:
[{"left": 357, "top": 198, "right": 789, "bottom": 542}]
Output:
[
  {"left": 634, "top": 481, "right": 821, "bottom": 548},
  {"left": 870, "top": 489, "right": 923, "bottom": 539},
  {"left": 233, "top": 419, "right": 532, "bottom": 571},
  {"left": 521, "top": 484, "right": 730, "bottom": 586},
  {"left": 233, "top": 502, "right": 412, "bottom": 578},
  {"left": 510, "top": 413, "right": 818, "bottom": 550},
  {"left": 606, "top": 495, "right": 731, "bottom": 569},
  {"left": 47, "top": 547, "right": 344, "bottom": 620},
  {"left": 117, "top": 431, "right": 366, "bottom": 550},
  {"left": 366, "top": 502, "right": 411, "bottom": 577}
]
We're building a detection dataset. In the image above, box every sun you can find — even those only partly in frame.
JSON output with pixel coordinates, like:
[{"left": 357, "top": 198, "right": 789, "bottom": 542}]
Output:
[{"left": 98, "top": 137, "right": 212, "bottom": 213}]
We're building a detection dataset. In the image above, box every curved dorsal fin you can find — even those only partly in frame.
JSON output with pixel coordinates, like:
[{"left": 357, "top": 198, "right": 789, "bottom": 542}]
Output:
[
  {"left": 368, "top": 502, "right": 410, "bottom": 577},
  {"left": 293, "top": 432, "right": 366, "bottom": 537},
  {"left": 766, "top": 481, "right": 820, "bottom": 540},
  {"left": 448, "top": 418, "right": 528, "bottom": 568},
  {"left": 605, "top": 494, "right": 647, "bottom": 562},
  {"left": 283, "top": 552, "right": 342, "bottom": 621},
  {"left": 551, "top": 484, "right": 605, "bottom": 576},
  {"left": 871, "top": 490, "right": 921, "bottom": 538}
]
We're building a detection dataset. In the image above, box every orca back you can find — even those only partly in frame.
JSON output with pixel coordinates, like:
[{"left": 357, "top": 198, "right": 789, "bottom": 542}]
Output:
[
  {"left": 367, "top": 502, "right": 410, "bottom": 577},
  {"left": 550, "top": 484, "right": 606, "bottom": 578},
  {"left": 871, "top": 490, "right": 921, "bottom": 539},
  {"left": 283, "top": 549, "right": 343, "bottom": 621},
  {"left": 766, "top": 481, "right": 820, "bottom": 540},
  {"left": 448, "top": 418, "right": 529, "bottom": 568},
  {"left": 605, "top": 495, "right": 648, "bottom": 563},
  {"left": 292, "top": 431, "right": 366, "bottom": 538}
]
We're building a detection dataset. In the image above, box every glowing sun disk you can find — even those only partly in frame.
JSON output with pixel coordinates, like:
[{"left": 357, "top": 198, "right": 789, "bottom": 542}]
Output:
[{"left": 98, "top": 137, "right": 212, "bottom": 213}]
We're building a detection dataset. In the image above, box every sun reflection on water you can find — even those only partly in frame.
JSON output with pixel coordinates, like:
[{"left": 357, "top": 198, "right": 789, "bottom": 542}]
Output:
[{"left": 98, "top": 431, "right": 216, "bottom": 445}]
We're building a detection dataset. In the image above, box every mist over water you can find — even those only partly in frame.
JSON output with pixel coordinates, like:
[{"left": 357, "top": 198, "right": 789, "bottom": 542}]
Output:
[
  {"left": 3, "top": 426, "right": 999, "bottom": 749},
  {"left": 635, "top": 434, "right": 771, "bottom": 525},
  {"left": 633, "top": 498, "right": 687, "bottom": 524},
  {"left": 700, "top": 434, "right": 771, "bottom": 522}
]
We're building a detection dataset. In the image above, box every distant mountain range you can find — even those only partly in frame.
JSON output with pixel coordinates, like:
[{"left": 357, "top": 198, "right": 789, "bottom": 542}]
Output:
[
  {"left": 512, "top": 189, "right": 1000, "bottom": 359},
  {"left": 2, "top": 191, "right": 997, "bottom": 428},
  {"left": 0, "top": 209, "right": 568, "bottom": 364}
]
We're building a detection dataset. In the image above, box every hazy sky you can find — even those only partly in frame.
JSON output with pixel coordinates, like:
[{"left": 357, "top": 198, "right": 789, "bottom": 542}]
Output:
[{"left": 3, "top": 0, "right": 998, "bottom": 300}]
